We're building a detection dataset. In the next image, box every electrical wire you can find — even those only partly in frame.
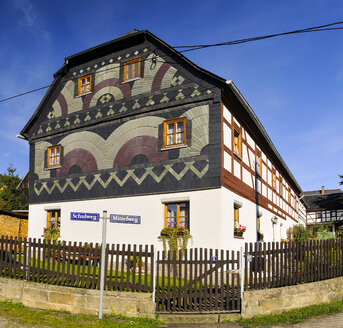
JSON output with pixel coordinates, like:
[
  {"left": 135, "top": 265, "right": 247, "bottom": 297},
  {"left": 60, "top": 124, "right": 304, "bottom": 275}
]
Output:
[{"left": 1, "top": 20, "right": 343, "bottom": 103}]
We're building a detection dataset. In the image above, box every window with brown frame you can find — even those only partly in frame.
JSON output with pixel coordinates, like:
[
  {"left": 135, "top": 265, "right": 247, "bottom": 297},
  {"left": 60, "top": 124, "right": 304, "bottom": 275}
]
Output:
[
  {"left": 46, "top": 209, "right": 60, "bottom": 229},
  {"left": 234, "top": 207, "right": 239, "bottom": 225},
  {"left": 47, "top": 145, "right": 61, "bottom": 168},
  {"left": 123, "top": 58, "right": 141, "bottom": 82},
  {"left": 233, "top": 129, "right": 241, "bottom": 157},
  {"left": 164, "top": 202, "right": 189, "bottom": 230},
  {"left": 272, "top": 170, "right": 276, "bottom": 190},
  {"left": 288, "top": 190, "right": 292, "bottom": 204},
  {"left": 78, "top": 74, "right": 92, "bottom": 96},
  {"left": 163, "top": 118, "right": 186, "bottom": 148},
  {"left": 256, "top": 152, "right": 262, "bottom": 175}
]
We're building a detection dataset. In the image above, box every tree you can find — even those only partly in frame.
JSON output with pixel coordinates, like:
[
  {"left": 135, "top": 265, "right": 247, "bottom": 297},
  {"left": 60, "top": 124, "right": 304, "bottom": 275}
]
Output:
[{"left": 0, "top": 163, "right": 28, "bottom": 211}]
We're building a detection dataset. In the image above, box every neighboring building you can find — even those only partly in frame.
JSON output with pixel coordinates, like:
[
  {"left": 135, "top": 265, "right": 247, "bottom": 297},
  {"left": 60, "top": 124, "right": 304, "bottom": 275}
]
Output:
[
  {"left": 0, "top": 209, "right": 28, "bottom": 238},
  {"left": 20, "top": 30, "right": 303, "bottom": 250},
  {"left": 303, "top": 187, "right": 343, "bottom": 237}
]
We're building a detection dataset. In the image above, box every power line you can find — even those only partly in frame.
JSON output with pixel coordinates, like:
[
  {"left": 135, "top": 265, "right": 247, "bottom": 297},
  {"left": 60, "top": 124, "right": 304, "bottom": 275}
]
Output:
[
  {"left": 0, "top": 85, "right": 50, "bottom": 103},
  {"left": 175, "top": 21, "right": 343, "bottom": 52},
  {"left": 1, "top": 20, "right": 343, "bottom": 104}
]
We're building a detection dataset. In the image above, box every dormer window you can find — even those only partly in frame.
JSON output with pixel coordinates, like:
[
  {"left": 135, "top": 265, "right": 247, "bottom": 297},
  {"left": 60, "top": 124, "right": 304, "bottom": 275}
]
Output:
[
  {"left": 123, "top": 58, "right": 141, "bottom": 82},
  {"left": 47, "top": 145, "right": 61, "bottom": 168},
  {"left": 78, "top": 74, "right": 92, "bottom": 96}
]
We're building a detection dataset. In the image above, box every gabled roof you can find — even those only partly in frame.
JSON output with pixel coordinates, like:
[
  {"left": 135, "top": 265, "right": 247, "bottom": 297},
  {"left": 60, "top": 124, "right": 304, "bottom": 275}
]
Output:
[
  {"left": 20, "top": 29, "right": 302, "bottom": 194},
  {"left": 302, "top": 188, "right": 343, "bottom": 212},
  {"left": 20, "top": 29, "right": 225, "bottom": 138}
]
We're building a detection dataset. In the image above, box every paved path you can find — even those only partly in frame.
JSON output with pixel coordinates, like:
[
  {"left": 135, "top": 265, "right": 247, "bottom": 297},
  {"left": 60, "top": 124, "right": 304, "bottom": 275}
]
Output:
[
  {"left": 271, "top": 311, "right": 343, "bottom": 327},
  {"left": 165, "top": 312, "right": 343, "bottom": 328}
]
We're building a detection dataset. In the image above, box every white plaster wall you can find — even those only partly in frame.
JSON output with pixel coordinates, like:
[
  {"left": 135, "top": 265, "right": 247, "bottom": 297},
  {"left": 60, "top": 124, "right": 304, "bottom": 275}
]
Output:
[
  {"left": 219, "top": 187, "right": 296, "bottom": 250},
  {"left": 223, "top": 124, "right": 231, "bottom": 150},
  {"left": 28, "top": 189, "right": 223, "bottom": 251},
  {"left": 28, "top": 187, "right": 300, "bottom": 253},
  {"left": 224, "top": 152, "right": 232, "bottom": 172}
]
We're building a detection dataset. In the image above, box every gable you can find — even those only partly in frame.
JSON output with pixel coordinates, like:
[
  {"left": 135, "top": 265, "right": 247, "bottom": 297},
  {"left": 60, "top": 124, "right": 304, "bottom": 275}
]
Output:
[{"left": 22, "top": 31, "right": 224, "bottom": 140}]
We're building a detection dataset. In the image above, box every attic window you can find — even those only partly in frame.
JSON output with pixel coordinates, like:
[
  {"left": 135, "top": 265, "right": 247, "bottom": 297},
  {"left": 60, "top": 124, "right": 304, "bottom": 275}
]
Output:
[
  {"left": 78, "top": 74, "right": 92, "bottom": 96},
  {"left": 123, "top": 58, "right": 141, "bottom": 82}
]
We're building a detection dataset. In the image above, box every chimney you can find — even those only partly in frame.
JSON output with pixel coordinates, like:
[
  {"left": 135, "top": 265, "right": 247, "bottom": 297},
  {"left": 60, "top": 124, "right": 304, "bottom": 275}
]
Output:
[{"left": 321, "top": 186, "right": 325, "bottom": 195}]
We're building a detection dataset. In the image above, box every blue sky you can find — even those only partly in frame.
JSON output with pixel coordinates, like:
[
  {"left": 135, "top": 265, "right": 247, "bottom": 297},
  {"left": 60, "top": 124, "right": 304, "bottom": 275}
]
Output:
[{"left": 0, "top": 0, "right": 342, "bottom": 191}]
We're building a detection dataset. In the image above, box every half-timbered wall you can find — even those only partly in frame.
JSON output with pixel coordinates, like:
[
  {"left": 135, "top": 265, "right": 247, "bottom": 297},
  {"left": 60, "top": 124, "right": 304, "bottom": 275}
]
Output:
[
  {"left": 222, "top": 104, "right": 300, "bottom": 226},
  {"left": 307, "top": 210, "right": 343, "bottom": 225}
]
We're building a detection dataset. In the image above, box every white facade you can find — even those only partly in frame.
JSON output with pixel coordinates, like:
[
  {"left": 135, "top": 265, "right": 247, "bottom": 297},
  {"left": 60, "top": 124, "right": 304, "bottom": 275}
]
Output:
[{"left": 29, "top": 186, "right": 297, "bottom": 251}]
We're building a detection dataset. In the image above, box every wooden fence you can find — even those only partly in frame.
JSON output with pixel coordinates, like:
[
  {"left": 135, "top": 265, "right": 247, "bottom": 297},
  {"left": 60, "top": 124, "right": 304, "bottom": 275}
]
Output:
[
  {"left": 155, "top": 248, "right": 241, "bottom": 313},
  {"left": 0, "top": 236, "right": 154, "bottom": 292},
  {"left": 244, "top": 239, "right": 343, "bottom": 290}
]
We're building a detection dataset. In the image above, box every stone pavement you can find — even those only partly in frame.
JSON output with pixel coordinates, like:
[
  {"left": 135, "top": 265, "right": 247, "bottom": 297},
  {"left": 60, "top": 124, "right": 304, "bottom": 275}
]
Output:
[
  {"left": 165, "top": 312, "right": 343, "bottom": 327},
  {"left": 271, "top": 311, "right": 343, "bottom": 327}
]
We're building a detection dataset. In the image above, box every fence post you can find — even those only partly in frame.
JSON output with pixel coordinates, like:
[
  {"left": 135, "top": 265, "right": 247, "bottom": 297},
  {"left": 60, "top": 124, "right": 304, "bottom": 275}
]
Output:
[
  {"left": 25, "top": 239, "right": 28, "bottom": 281},
  {"left": 98, "top": 210, "right": 108, "bottom": 319},
  {"left": 152, "top": 246, "right": 157, "bottom": 303},
  {"left": 240, "top": 246, "right": 245, "bottom": 299}
]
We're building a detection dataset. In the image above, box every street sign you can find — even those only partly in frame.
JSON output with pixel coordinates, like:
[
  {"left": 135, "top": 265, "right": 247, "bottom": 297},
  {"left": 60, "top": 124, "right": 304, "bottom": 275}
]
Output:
[
  {"left": 110, "top": 214, "right": 141, "bottom": 224},
  {"left": 70, "top": 212, "right": 100, "bottom": 222}
]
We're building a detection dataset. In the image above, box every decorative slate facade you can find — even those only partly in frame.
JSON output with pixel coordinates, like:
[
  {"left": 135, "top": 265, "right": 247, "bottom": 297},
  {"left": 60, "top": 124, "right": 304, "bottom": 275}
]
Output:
[{"left": 22, "top": 30, "right": 223, "bottom": 204}]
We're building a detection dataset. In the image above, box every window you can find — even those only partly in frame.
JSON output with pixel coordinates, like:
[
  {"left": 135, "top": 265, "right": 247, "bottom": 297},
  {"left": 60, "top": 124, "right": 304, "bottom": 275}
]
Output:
[
  {"left": 272, "top": 170, "right": 276, "bottom": 189},
  {"left": 78, "top": 74, "right": 92, "bottom": 96},
  {"left": 163, "top": 118, "right": 186, "bottom": 148},
  {"left": 234, "top": 207, "right": 239, "bottom": 225},
  {"left": 47, "top": 145, "right": 61, "bottom": 168},
  {"left": 123, "top": 58, "right": 141, "bottom": 82},
  {"left": 331, "top": 211, "right": 337, "bottom": 221},
  {"left": 233, "top": 129, "right": 241, "bottom": 157},
  {"left": 46, "top": 209, "right": 61, "bottom": 229},
  {"left": 256, "top": 153, "right": 262, "bottom": 175},
  {"left": 316, "top": 212, "right": 322, "bottom": 222},
  {"left": 164, "top": 202, "right": 189, "bottom": 229},
  {"left": 288, "top": 190, "right": 292, "bottom": 204}
]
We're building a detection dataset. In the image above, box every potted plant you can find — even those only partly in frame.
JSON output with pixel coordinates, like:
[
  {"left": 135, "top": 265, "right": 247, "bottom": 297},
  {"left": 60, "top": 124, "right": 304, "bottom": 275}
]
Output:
[
  {"left": 234, "top": 224, "right": 246, "bottom": 237},
  {"left": 158, "top": 224, "right": 192, "bottom": 258}
]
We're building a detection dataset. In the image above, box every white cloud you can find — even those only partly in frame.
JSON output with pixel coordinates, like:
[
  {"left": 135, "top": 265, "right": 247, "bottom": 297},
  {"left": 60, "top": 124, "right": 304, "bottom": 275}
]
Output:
[{"left": 14, "top": 0, "right": 36, "bottom": 27}]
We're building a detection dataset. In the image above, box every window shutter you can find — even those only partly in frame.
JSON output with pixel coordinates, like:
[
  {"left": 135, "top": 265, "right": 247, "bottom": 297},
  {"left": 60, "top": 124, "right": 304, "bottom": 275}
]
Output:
[
  {"left": 44, "top": 149, "right": 48, "bottom": 169},
  {"left": 186, "top": 119, "right": 192, "bottom": 147},
  {"left": 60, "top": 146, "right": 64, "bottom": 166},
  {"left": 158, "top": 123, "right": 163, "bottom": 150}
]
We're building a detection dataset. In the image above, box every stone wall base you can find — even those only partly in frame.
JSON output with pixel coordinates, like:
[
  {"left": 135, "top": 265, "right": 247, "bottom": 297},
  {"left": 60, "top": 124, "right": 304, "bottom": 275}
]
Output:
[
  {"left": 0, "top": 277, "right": 155, "bottom": 318},
  {"left": 242, "top": 276, "right": 343, "bottom": 318}
]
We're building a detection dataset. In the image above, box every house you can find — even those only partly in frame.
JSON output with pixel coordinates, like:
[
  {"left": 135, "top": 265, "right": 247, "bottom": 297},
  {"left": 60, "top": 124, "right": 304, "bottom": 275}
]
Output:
[
  {"left": 303, "top": 187, "right": 343, "bottom": 238},
  {"left": 20, "top": 30, "right": 303, "bottom": 250}
]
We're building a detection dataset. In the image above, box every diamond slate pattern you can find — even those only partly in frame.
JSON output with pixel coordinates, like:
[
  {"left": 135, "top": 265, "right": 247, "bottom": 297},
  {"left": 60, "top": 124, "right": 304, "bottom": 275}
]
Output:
[{"left": 36, "top": 83, "right": 211, "bottom": 138}]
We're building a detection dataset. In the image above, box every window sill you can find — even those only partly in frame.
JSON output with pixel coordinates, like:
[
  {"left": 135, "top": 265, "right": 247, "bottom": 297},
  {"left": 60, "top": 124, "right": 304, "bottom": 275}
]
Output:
[
  {"left": 161, "top": 145, "right": 187, "bottom": 151},
  {"left": 234, "top": 235, "right": 244, "bottom": 239},
  {"left": 233, "top": 152, "right": 242, "bottom": 160},
  {"left": 76, "top": 91, "right": 92, "bottom": 98},
  {"left": 122, "top": 77, "right": 141, "bottom": 84},
  {"left": 45, "top": 166, "right": 61, "bottom": 170}
]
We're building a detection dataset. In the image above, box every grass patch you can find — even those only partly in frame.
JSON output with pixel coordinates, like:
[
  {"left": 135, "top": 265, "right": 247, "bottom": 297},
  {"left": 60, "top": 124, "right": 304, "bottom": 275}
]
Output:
[
  {"left": 0, "top": 300, "right": 161, "bottom": 328},
  {"left": 237, "top": 299, "right": 343, "bottom": 327}
]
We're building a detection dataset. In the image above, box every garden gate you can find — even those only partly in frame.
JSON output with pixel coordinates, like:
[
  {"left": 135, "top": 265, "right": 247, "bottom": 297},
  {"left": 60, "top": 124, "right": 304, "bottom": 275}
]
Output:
[{"left": 155, "top": 248, "right": 241, "bottom": 313}]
